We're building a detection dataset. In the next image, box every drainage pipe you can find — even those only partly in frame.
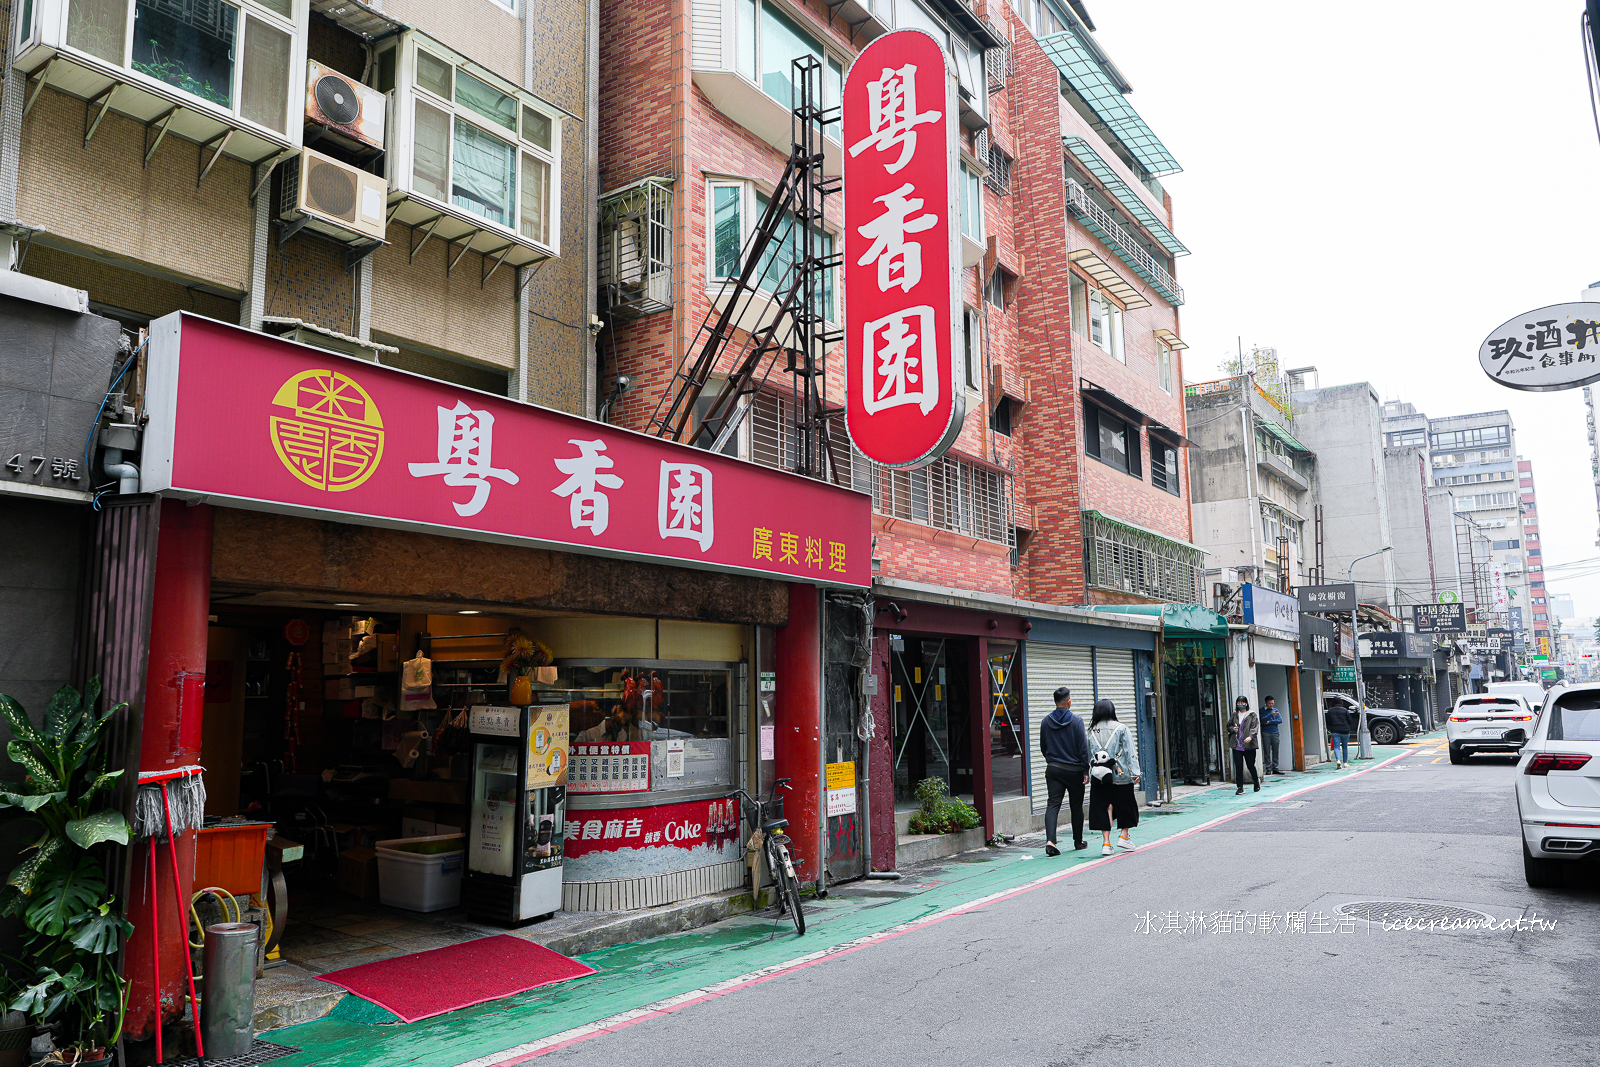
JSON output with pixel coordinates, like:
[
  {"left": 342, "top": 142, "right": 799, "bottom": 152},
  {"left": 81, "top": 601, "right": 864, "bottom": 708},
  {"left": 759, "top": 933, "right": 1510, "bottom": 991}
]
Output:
[{"left": 104, "top": 446, "right": 138, "bottom": 494}]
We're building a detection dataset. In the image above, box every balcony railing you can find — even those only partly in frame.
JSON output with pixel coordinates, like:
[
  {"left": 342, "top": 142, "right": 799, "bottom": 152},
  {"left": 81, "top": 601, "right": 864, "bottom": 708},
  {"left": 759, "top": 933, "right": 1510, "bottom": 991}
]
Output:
[
  {"left": 1065, "top": 177, "right": 1184, "bottom": 306},
  {"left": 1082, "top": 510, "right": 1204, "bottom": 603}
]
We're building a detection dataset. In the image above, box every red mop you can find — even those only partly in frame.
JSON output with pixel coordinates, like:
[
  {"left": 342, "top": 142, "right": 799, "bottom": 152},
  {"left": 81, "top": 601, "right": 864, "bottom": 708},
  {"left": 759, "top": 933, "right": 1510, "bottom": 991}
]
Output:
[{"left": 135, "top": 765, "right": 207, "bottom": 1063}]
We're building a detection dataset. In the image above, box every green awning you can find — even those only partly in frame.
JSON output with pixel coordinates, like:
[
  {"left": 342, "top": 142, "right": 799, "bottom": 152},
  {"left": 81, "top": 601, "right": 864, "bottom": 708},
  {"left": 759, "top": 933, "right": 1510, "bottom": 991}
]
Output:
[
  {"left": 1063, "top": 136, "right": 1188, "bottom": 258},
  {"left": 1260, "top": 419, "right": 1312, "bottom": 455},
  {"left": 1085, "top": 603, "right": 1228, "bottom": 638},
  {"left": 1039, "top": 31, "right": 1181, "bottom": 177}
]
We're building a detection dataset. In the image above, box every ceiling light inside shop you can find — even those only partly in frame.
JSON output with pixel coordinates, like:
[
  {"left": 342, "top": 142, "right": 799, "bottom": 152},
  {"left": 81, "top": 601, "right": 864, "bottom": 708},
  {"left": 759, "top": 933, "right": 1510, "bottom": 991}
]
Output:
[
  {"left": 334, "top": 602, "right": 360, "bottom": 607},
  {"left": 458, "top": 610, "right": 481, "bottom": 615}
]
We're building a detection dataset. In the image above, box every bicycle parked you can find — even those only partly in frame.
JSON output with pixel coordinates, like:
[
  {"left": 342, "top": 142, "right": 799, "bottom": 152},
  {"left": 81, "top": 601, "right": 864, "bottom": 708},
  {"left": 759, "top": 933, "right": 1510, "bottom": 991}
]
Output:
[{"left": 727, "top": 778, "right": 806, "bottom": 935}]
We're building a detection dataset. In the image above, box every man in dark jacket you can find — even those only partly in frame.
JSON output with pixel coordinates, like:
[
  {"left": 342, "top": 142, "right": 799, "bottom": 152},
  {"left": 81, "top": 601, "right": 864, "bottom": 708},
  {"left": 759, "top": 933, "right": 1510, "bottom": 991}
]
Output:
[
  {"left": 1260, "top": 696, "right": 1284, "bottom": 776},
  {"left": 1324, "top": 700, "right": 1356, "bottom": 769},
  {"left": 1040, "top": 686, "right": 1091, "bottom": 856}
]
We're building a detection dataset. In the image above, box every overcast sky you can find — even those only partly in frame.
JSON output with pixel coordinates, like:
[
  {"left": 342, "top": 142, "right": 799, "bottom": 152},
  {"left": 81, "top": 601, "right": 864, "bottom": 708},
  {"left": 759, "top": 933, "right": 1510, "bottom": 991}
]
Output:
[{"left": 1089, "top": 1, "right": 1600, "bottom": 622}]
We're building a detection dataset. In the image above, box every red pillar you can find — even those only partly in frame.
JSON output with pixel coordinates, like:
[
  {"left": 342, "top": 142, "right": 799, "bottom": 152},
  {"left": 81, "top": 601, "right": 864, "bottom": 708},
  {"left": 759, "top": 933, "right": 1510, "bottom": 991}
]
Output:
[
  {"left": 124, "top": 500, "right": 212, "bottom": 1042},
  {"left": 967, "top": 637, "right": 994, "bottom": 838},
  {"left": 774, "top": 583, "right": 823, "bottom": 888}
]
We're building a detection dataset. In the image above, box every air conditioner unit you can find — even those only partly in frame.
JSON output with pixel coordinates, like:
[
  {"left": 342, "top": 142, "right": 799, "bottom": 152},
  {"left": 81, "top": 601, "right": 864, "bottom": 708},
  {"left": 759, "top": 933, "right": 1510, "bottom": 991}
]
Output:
[
  {"left": 280, "top": 148, "right": 388, "bottom": 243},
  {"left": 305, "top": 60, "right": 387, "bottom": 151}
]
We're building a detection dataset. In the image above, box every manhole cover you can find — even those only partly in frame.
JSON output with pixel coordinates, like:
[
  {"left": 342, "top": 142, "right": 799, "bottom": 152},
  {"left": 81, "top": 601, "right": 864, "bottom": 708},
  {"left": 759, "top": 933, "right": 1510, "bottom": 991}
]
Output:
[{"left": 1337, "top": 900, "right": 1492, "bottom": 925}]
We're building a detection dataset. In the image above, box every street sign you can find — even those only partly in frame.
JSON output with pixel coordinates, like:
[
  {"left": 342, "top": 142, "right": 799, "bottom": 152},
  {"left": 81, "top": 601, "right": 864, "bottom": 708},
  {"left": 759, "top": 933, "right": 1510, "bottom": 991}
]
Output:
[
  {"left": 1361, "top": 632, "right": 1433, "bottom": 659},
  {"left": 1333, "top": 665, "right": 1356, "bottom": 682},
  {"left": 1542, "top": 668, "right": 1560, "bottom": 679},
  {"left": 843, "top": 29, "right": 964, "bottom": 468},
  {"left": 1297, "top": 583, "right": 1357, "bottom": 613},
  {"left": 1479, "top": 302, "right": 1600, "bottom": 392},
  {"left": 1412, "top": 603, "right": 1467, "bottom": 634}
]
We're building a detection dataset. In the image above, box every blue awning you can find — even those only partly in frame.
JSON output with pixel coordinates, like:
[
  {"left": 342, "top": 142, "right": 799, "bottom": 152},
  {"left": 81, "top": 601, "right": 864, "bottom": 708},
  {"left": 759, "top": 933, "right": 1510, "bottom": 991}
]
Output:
[
  {"left": 1040, "top": 30, "right": 1181, "bottom": 177},
  {"left": 1063, "top": 136, "right": 1187, "bottom": 258}
]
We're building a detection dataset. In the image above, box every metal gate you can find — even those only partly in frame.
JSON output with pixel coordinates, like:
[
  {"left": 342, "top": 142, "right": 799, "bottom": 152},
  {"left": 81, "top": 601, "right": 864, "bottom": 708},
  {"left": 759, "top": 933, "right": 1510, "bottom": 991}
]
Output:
[
  {"left": 1024, "top": 644, "right": 1094, "bottom": 814},
  {"left": 824, "top": 594, "right": 868, "bottom": 882}
]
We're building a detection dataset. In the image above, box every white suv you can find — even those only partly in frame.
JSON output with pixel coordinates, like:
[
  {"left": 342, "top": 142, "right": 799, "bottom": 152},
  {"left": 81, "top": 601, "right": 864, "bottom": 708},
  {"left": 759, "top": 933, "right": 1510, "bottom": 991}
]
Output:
[
  {"left": 1447, "top": 693, "right": 1536, "bottom": 763},
  {"left": 1514, "top": 683, "right": 1600, "bottom": 887}
]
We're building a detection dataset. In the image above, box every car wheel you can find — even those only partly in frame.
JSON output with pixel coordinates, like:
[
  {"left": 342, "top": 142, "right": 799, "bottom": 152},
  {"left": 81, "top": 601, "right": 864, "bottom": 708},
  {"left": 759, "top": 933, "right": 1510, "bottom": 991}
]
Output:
[
  {"left": 1523, "top": 842, "right": 1565, "bottom": 889},
  {"left": 1448, "top": 744, "right": 1465, "bottom": 765},
  {"left": 1371, "top": 721, "right": 1399, "bottom": 745}
]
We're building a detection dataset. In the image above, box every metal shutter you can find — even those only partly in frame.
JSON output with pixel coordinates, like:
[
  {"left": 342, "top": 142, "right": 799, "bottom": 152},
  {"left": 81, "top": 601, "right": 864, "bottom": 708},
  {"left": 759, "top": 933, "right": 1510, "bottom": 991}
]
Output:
[
  {"left": 1025, "top": 643, "right": 1094, "bottom": 814},
  {"left": 1093, "top": 648, "right": 1139, "bottom": 765}
]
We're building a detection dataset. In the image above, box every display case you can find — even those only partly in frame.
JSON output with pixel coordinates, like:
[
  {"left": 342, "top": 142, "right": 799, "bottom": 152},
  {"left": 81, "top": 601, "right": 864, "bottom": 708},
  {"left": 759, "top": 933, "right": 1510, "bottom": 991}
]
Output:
[{"left": 462, "top": 704, "right": 569, "bottom": 923}]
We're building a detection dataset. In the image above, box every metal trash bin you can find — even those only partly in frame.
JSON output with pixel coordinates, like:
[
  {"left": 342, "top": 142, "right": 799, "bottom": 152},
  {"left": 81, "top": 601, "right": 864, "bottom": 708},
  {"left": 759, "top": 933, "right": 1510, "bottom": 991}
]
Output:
[{"left": 201, "top": 922, "right": 260, "bottom": 1058}]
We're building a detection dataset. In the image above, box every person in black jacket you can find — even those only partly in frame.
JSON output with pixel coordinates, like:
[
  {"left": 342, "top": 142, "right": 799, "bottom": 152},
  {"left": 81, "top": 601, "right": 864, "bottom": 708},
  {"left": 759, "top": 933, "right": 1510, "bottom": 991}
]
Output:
[
  {"left": 1324, "top": 700, "right": 1355, "bottom": 769},
  {"left": 1039, "top": 686, "right": 1091, "bottom": 856}
]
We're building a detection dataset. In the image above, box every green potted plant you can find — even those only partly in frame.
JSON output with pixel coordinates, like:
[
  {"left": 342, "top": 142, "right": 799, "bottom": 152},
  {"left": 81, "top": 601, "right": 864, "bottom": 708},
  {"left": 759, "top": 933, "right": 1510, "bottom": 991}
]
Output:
[
  {"left": 906, "top": 777, "right": 980, "bottom": 836},
  {"left": 0, "top": 680, "right": 132, "bottom": 1066},
  {"left": 0, "top": 971, "right": 27, "bottom": 1067}
]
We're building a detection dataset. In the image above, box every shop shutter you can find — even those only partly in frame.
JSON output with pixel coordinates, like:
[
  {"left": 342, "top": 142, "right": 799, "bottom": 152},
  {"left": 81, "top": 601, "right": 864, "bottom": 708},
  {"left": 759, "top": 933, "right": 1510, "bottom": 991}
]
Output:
[
  {"left": 1025, "top": 643, "right": 1094, "bottom": 814},
  {"left": 1093, "top": 648, "right": 1139, "bottom": 767}
]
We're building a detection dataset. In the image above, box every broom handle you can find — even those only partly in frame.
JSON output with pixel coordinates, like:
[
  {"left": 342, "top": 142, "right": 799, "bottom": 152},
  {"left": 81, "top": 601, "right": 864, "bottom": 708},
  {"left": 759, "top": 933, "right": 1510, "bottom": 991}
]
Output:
[
  {"left": 149, "top": 836, "right": 162, "bottom": 1064},
  {"left": 160, "top": 783, "right": 205, "bottom": 1060}
]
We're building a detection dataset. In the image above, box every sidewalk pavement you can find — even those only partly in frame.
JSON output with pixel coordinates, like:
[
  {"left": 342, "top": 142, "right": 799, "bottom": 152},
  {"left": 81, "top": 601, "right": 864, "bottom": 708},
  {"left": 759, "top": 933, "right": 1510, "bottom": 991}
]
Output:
[{"left": 262, "top": 746, "right": 1414, "bottom": 1067}]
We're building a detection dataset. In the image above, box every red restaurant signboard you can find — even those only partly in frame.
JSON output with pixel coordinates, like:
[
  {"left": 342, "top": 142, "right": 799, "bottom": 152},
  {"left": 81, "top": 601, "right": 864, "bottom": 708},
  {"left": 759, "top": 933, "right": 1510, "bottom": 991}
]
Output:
[
  {"left": 141, "top": 314, "right": 871, "bottom": 586},
  {"left": 842, "top": 29, "right": 964, "bottom": 468}
]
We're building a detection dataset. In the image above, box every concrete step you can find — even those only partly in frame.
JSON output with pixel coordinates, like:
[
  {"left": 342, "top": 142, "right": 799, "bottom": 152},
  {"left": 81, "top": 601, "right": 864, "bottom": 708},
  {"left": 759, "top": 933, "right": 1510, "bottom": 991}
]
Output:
[{"left": 893, "top": 827, "right": 989, "bottom": 867}]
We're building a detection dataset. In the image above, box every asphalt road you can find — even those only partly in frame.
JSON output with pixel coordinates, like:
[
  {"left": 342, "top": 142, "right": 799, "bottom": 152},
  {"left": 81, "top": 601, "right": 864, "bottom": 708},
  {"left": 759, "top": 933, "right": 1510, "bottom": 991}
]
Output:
[{"left": 542, "top": 745, "right": 1600, "bottom": 1067}]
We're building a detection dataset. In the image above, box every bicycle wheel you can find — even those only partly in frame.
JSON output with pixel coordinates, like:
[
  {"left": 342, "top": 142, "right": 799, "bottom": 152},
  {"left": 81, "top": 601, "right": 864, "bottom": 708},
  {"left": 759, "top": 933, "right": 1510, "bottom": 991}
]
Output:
[{"left": 767, "top": 838, "right": 806, "bottom": 935}]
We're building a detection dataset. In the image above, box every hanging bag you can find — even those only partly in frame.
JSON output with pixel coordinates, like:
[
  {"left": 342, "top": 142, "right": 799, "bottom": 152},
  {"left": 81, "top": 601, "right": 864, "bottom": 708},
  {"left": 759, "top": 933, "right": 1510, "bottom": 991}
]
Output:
[
  {"left": 1089, "top": 724, "right": 1119, "bottom": 781},
  {"left": 400, "top": 653, "right": 436, "bottom": 712}
]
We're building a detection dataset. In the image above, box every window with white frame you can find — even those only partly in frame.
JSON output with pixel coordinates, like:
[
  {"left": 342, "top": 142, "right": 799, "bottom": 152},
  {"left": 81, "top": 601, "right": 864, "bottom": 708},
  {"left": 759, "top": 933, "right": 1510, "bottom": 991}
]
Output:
[
  {"left": 1070, "top": 275, "right": 1124, "bottom": 361},
  {"left": 962, "top": 306, "right": 980, "bottom": 391},
  {"left": 959, "top": 163, "right": 983, "bottom": 242},
  {"left": 51, "top": 0, "right": 298, "bottom": 134},
  {"left": 707, "top": 179, "right": 837, "bottom": 321},
  {"left": 733, "top": 0, "right": 841, "bottom": 140},
  {"left": 377, "top": 36, "right": 560, "bottom": 247},
  {"left": 1157, "top": 339, "right": 1173, "bottom": 393}
]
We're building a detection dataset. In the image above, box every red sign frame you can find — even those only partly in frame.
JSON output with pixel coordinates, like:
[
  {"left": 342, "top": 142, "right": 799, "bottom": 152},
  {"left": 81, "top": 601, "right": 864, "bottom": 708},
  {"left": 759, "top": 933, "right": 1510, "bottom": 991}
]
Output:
[
  {"left": 843, "top": 29, "right": 965, "bottom": 468},
  {"left": 140, "top": 313, "right": 871, "bottom": 586},
  {"left": 561, "top": 796, "right": 741, "bottom": 858}
]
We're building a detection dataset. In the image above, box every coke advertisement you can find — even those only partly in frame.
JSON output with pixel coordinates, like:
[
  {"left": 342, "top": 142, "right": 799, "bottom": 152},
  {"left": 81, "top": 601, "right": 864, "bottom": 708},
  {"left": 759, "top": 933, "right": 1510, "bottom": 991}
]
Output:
[
  {"left": 561, "top": 796, "right": 741, "bottom": 860},
  {"left": 842, "top": 29, "right": 964, "bottom": 468}
]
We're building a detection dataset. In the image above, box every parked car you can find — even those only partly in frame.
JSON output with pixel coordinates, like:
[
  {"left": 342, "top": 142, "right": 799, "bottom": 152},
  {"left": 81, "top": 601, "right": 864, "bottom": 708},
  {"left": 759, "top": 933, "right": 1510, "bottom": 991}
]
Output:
[
  {"left": 1447, "top": 694, "right": 1536, "bottom": 762},
  {"left": 1513, "top": 683, "right": 1600, "bottom": 887},
  {"left": 1486, "top": 681, "right": 1548, "bottom": 713},
  {"left": 1323, "top": 693, "right": 1421, "bottom": 746}
]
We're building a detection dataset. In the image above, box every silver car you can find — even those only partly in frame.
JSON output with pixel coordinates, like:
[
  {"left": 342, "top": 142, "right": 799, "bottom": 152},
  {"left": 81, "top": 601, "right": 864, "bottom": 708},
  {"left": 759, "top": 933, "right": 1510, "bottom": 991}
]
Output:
[{"left": 1514, "top": 682, "right": 1600, "bottom": 887}]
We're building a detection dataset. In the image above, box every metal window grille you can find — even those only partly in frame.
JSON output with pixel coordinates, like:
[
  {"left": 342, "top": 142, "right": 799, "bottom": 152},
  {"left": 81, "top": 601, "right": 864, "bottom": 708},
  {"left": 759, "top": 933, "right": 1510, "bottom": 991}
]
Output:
[
  {"left": 986, "top": 23, "right": 1011, "bottom": 93},
  {"left": 1082, "top": 511, "right": 1204, "bottom": 603},
  {"left": 598, "top": 177, "right": 673, "bottom": 317},
  {"left": 1064, "top": 176, "right": 1183, "bottom": 305},
  {"left": 985, "top": 144, "right": 1011, "bottom": 196}
]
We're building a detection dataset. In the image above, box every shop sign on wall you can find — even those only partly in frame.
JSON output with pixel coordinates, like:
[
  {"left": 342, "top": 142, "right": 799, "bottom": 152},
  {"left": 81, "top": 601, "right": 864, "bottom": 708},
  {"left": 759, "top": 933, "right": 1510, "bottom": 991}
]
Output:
[
  {"left": 1411, "top": 603, "right": 1467, "bottom": 634},
  {"left": 569, "top": 741, "right": 651, "bottom": 794},
  {"left": 562, "top": 796, "right": 741, "bottom": 858},
  {"left": 141, "top": 315, "right": 871, "bottom": 587},
  {"left": 842, "top": 29, "right": 964, "bottom": 468},
  {"left": 1242, "top": 583, "right": 1299, "bottom": 633}
]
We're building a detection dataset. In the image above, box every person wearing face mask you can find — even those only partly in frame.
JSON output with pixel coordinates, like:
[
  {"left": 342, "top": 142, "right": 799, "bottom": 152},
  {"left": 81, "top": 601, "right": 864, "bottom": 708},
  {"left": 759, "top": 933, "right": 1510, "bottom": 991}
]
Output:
[{"left": 1228, "top": 696, "right": 1261, "bottom": 795}]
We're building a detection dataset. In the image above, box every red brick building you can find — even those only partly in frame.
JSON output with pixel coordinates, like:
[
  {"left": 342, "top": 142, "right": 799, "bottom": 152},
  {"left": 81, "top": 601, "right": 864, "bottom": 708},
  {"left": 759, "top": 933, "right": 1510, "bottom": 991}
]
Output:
[{"left": 597, "top": 0, "right": 1196, "bottom": 869}]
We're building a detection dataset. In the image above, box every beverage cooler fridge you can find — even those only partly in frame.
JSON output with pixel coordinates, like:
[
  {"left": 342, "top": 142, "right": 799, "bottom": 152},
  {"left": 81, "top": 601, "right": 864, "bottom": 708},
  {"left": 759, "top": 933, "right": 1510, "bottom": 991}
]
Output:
[{"left": 464, "top": 704, "right": 569, "bottom": 923}]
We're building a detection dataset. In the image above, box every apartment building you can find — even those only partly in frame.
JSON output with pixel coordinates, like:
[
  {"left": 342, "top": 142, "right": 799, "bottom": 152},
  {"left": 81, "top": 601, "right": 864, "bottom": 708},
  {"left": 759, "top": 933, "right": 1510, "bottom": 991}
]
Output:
[
  {"left": 596, "top": 0, "right": 1196, "bottom": 850},
  {"left": 1519, "top": 457, "right": 1551, "bottom": 641}
]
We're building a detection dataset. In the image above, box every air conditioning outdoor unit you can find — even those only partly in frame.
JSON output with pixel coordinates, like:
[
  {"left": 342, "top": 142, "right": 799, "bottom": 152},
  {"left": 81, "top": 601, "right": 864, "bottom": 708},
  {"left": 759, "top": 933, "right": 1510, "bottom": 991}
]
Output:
[
  {"left": 305, "top": 60, "right": 387, "bottom": 151},
  {"left": 280, "top": 148, "right": 388, "bottom": 243}
]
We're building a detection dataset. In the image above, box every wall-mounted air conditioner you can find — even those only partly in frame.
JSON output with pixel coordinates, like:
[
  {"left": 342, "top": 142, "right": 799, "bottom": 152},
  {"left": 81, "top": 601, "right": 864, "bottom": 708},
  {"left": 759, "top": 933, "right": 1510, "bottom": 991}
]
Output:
[
  {"left": 305, "top": 60, "right": 387, "bottom": 151},
  {"left": 280, "top": 148, "right": 388, "bottom": 243}
]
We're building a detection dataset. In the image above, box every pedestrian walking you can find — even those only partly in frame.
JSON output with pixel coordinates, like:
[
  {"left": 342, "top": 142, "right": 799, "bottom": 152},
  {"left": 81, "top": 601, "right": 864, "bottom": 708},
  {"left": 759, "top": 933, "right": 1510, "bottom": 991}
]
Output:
[
  {"left": 1038, "top": 686, "right": 1090, "bottom": 856},
  {"left": 1260, "top": 695, "right": 1284, "bottom": 775},
  {"left": 1324, "top": 699, "right": 1354, "bottom": 769},
  {"left": 1087, "top": 699, "right": 1139, "bottom": 856},
  {"left": 1228, "top": 696, "right": 1261, "bottom": 795}
]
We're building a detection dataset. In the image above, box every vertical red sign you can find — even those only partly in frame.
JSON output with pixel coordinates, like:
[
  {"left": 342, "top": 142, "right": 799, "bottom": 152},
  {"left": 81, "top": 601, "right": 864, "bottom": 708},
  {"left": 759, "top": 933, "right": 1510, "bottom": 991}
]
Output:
[{"left": 843, "top": 29, "right": 965, "bottom": 468}]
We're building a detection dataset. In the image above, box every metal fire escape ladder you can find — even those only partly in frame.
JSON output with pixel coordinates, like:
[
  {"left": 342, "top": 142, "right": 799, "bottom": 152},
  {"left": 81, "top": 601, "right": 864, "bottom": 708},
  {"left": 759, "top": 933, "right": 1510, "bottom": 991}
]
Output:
[{"left": 645, "top": 56, "right": 844, "bottom": 481}]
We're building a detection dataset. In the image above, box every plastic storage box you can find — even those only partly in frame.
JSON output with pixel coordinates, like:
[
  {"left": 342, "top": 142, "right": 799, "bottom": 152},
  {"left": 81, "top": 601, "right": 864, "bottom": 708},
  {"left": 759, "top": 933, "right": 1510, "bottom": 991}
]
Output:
[{"left": 374, "top": 834, "right": 465, "bottom": 912}]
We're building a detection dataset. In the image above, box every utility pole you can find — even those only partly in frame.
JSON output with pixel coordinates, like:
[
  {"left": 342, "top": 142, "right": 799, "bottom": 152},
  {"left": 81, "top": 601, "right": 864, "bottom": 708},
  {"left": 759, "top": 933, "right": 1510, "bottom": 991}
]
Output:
[{"left": 1349, "top": 545, "right": 1393, "bottom": 760}]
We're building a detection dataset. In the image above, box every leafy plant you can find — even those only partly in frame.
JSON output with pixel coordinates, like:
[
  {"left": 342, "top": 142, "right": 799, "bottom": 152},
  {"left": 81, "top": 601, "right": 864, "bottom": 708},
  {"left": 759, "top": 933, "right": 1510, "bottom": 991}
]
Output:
[
  {"left": 0, "top": 681, "right": 132, "bottom": 1057},
  {"left": 905, "top": 778, "right": 981, "bottom": 835},
  {"left": 501, "top": 631, "right": 553, "bottom": 678}
]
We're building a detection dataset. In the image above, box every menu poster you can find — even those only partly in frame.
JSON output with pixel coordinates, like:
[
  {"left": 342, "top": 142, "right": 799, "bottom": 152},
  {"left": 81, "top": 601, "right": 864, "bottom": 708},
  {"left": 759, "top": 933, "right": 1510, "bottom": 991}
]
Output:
[
  {"left": 569, "top": 741, "right": 652, "bottom": 794},
  {"left": 472, "top": 798, "right": 513, "bottom": 877},
  {"left": 527, "top": 704, "right": 571, "bottom": 788}
]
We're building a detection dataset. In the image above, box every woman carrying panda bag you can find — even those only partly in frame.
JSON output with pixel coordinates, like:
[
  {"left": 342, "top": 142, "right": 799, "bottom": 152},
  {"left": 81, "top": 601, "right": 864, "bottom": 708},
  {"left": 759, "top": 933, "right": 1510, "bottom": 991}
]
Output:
[{"left": 1087, "top": 699, "right": 1140, "bottom": 856}]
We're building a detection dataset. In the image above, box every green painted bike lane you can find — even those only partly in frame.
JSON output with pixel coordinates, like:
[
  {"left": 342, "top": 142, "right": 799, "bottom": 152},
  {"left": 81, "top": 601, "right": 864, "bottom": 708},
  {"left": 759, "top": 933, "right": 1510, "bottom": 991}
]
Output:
[{"left": 265, "top": 748, "right": 1413, "bottom": 1067}]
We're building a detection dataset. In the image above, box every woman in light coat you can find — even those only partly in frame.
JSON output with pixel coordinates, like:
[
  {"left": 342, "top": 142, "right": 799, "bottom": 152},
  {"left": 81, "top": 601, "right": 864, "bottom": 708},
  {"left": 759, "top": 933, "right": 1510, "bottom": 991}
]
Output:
[
  {"left": 1087, "top": 699, "right": 1140, "bottom": 856},
  {"left": 1228, "top": 696, "right": 1261, "bottom": 795}
]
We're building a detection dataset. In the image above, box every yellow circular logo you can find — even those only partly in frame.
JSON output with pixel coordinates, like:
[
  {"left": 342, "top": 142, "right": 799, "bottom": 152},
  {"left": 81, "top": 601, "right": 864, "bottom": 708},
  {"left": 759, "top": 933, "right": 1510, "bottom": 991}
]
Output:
[{"left": 269, "top": 369, "right": 384, "bottom": 492}]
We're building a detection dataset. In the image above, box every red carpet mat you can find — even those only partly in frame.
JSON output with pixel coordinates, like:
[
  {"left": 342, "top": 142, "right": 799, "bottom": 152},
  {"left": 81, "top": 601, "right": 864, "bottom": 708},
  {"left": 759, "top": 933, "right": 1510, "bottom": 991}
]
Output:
[{"left": 317, "top": 934, "right": 597, "bottom": 1022}]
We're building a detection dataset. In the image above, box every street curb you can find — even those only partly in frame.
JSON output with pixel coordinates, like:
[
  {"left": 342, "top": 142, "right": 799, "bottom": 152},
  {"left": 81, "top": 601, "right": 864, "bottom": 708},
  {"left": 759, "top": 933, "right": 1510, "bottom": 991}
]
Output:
[{"left": 456, "top": 761, "right": 1412, "bottom": 1067}]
